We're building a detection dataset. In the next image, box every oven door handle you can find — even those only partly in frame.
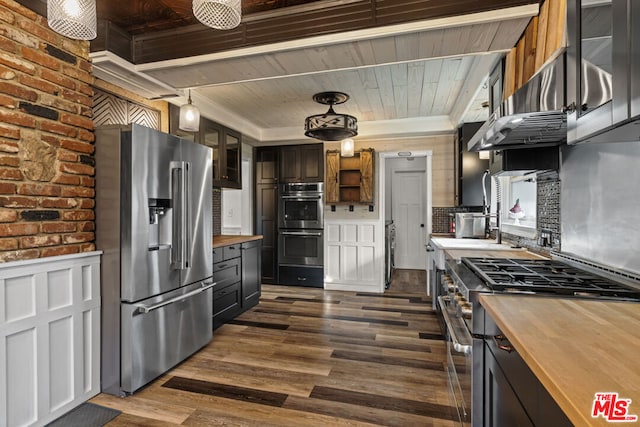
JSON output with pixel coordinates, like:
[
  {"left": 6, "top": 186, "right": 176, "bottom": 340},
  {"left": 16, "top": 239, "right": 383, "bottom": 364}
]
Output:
[
  {"left": 437, "top": 296, "right": 472, "bottom": 355},
  {"left": 281, "top": 195, "right": 322, "bottom": 200},
  {"left": 280, "top": 231, "right": 322, "bottom": 236}
]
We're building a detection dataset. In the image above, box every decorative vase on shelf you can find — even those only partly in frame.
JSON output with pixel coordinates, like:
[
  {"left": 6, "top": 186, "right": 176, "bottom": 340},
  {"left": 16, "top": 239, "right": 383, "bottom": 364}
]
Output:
[{"left": 509, "top": 198, "right": 525, "bottom": 225}]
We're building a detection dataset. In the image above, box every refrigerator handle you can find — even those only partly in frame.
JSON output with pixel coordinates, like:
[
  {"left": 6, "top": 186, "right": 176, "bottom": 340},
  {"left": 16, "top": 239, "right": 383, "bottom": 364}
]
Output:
[
  {"left": 184, "top": 162, "right": 191, "bottom": 268},
  {"left": 171, "top": 162, "right": 188, "bottom": 270}
]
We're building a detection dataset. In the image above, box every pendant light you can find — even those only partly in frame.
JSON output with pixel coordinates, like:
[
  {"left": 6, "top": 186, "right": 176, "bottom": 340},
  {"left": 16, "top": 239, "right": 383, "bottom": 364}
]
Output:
[
  {"left": 47, "top": 0, "right": 97, "bottom": 40},
  {"left": 341, "top": 138, "right": 355, "bottom": 157},
  {"left": 193, "top": 0, "right": 242, "bottom": 30},
  {"left": 179, "top": 90, "right": 201, "bottom": 132},
  {"left": 305, "top": 91, "right": 358, "bottom": 141}
]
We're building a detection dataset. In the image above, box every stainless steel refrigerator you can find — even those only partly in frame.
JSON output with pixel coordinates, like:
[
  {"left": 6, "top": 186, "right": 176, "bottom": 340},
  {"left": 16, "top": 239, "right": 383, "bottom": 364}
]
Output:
[{"left": 95, "top": 124, "right": 213, "bottom": 396}]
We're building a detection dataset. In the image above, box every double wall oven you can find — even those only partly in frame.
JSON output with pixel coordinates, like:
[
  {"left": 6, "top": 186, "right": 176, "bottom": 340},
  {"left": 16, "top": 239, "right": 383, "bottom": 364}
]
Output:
[
  {"left": 278, "top": 183, "right": 324, "bottom": 286},
  {"left": 439, "top": 254, "right": 640, "bottom": 426}
]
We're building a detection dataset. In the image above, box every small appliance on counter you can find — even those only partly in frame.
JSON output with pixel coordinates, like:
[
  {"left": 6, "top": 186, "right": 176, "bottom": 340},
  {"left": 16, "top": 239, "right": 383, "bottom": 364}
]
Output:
[{"left": 454, "top": 212, "right": 485, "bottom": 238}]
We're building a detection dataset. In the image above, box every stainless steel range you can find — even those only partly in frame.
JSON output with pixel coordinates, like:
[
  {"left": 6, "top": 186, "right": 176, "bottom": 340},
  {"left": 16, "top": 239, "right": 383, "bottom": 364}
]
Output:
[{"left": 439, "top": 254, "right": 640, "bottom": 426}]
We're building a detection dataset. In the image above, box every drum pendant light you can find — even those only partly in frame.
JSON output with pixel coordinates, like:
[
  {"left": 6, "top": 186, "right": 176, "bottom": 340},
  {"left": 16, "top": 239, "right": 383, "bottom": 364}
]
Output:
[
  {"left": 179, "top": 90, "right": 201, "bottom": 132},
  {"left": 193, "top": 0, "right": 242, "bottom": 30},
  {"left": 47, "top": 0, "right": 97, "bottom": 40},
  {"left": 305, "top": 91, "right": 358, "bottom": 141}
]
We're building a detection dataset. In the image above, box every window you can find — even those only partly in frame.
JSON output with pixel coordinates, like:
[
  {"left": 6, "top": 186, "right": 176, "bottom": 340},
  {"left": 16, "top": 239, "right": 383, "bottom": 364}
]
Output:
[{"left": 498, "top": 174, "right": 537, "bottom": 238}]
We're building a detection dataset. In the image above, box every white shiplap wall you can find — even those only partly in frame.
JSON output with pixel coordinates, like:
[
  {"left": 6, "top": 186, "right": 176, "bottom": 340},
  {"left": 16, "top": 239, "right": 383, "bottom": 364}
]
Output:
[{"left": 0, "top": 252, "right": 101, "bottom": 427}]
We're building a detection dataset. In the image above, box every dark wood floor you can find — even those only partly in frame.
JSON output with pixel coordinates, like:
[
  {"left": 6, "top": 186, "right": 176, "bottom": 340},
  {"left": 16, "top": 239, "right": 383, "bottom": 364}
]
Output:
[{"left": 93, "top": 269, "right": 457, "bottom": 426}]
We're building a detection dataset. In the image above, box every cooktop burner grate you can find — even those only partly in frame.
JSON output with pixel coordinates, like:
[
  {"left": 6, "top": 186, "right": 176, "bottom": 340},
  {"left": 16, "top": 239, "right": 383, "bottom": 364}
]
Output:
[{"left": 462, "top": 257, "right": 640, "bottom": 300}]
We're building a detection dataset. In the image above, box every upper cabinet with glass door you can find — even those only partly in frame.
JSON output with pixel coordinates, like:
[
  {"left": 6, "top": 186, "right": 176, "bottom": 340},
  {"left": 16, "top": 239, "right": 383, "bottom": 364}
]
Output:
[{"left": 567, "top": 0, "right": 640, "bottom": 143}]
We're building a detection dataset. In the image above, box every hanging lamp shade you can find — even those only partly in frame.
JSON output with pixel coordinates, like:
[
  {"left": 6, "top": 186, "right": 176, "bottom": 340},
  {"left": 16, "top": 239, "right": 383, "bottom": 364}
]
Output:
[
  {"left": 193, "top": 0, "right": 242, "bottom": 30},
  {"left": 179, "top": 90, "right": 201, "bottom": 132},
  {"left": 47, "top": 0, "right": 97, "bottom": 40},
  {"left": 305, "top": 92, "right": 358, "bottom": 141},
  {"left": 341, "top": 138, "right": 355, "bottom": 157}
]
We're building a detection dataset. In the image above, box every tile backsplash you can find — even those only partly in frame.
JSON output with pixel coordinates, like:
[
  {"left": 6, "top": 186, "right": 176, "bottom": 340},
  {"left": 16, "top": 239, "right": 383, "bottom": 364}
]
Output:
[{"left": 213, "top": 188, "right": 221, "bottom": 235}]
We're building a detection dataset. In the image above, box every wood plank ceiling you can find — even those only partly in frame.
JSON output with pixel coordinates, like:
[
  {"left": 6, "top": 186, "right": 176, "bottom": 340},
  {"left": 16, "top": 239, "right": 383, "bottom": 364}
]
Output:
[{"left": 22, "top": 0, "right": 540, "bottom": 141}]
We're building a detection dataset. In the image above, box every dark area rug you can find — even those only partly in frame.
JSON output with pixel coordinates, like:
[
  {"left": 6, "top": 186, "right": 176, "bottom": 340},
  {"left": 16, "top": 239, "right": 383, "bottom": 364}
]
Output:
[{"left": 46, "top": 402, "right": 121, "bottom": 427}]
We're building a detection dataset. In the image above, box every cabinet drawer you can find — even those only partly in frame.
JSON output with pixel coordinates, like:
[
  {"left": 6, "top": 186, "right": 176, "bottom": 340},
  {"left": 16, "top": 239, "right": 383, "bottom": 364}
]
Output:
[
  {"left": 213, "top": 257, "right": 240, "bottom": 288},
  {"left": 223, "top": 245, "right": 241, "bottom": 260},
  {"left": 213, "top": 282, "right": 241, "bottom": 330},
  {"left": 213, "top": 247, "right": 223, "bottom": 264},
  {"left": 278, "top": 265, "right": 323, "bottom": 288}
]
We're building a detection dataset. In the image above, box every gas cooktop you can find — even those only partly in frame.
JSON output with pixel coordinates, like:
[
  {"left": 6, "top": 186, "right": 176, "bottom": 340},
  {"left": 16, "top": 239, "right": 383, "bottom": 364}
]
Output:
[{"left": 462, "top": 257, "right": 640, "bottom": 300}]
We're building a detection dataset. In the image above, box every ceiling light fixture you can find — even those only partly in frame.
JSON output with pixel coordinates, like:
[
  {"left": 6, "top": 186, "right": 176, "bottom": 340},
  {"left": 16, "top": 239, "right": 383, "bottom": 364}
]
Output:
[
  {"left": 47, "top": 0, "right": 97, "bottom": 40},
  {"left": 305, "top": 91, "right": 358, "bottom": 141},
  {"left": 193, "top": 0, "right": 242, "bottom": 30},
  {"left": 341, "top": 138, "right": 355, "bottom": 157},
  {"left": 179, "top": 89, "right": 201, "bottom": 132}
]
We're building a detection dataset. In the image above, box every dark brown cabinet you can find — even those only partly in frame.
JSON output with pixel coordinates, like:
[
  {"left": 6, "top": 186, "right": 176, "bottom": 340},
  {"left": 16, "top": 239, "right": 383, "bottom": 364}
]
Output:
[
  {"left": 255, "top": 147, "right": 279, "bottom": 283},
  {"left": 169, "top": 104, "right": 242, "bottom": 189},
  {"left": 279, "top": 144, "right": 323, "bottom": 183}
]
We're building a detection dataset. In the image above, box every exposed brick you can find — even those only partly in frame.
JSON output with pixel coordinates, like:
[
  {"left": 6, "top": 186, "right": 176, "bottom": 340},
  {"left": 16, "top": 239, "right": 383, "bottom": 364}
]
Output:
[
  {"left": 78, "top": 83, "right": 93, "bottom": 98},
  {"left": 18, "top": 74, "right": 59, "bottom": 95},
  {"left": 61, "top": 89, "right": 91, "bottom": 107},
  {"left": 61, "top": 65, "right": 92, "bottom": 84},
  {"left": 0, "top": 207, "right": 16, "bottom": 222},
  {"left": 0, "top": 27, "right": 38, "bottom": 50},
  {"left": 0, "top": 36, "right": 16, "bottom": 53},
  {"left": 0, "top": 238, "right": 18, "bottom": 251},
  {"left": 0, "top": 155, "right": 18, "bottom": 167},
  {"left": 60, "top": 38, "right": 89, "bottom": 60},
  {"left": 77, "top": 129, "right": 94, "bottom": 143},
  {"left": 52, "top": 173, "right": 80, "bottom": 185},
  {"left": 21, "top": 234, "right": 61, "bottom": 248},
  {"left": 17, "top": 183, "right": 61, "bottom": 196},
  {"left": 40, "top": 120, "right": 77, "bottom": 137},
  {"left": 0, "top": 81, "right": 38, "bottom": 101},
  {"left": 0, "top": 248, "right": 39, "bottom": 262},
  {"left": 78, "top": 154, "right": 95, "bottom": 166},
  {"left": 78, "top": 198, "right": 94, "bottom": 209},
  {"left": 78, "top": 58, "right": 92, "bottom": 73},
  {"left": 40, "top": 245, "right": 78, "bottom": 258},
  {"left": 40, "top": 68, "right": 75, "bottom": 90},
  {"left": 79, "top": 176, "right": 94, "bottom": 188},
  {"left": 16, "top": 19, "right": 57, "bottom": 46},
  {"left": 59, "top": 161, "right": 94, "bottom": 176},
  {"left": 39, "top": 93, "right": 77, "bottom": 114},
  {"left": 21, "top": 46, "right": 60, "bottom": 70},
  {"left": 0, "top": 196, "right": 37, "bottom": 208},
  {"left": 78, "top": 221, "right": 94, "bottom": 232},
  {"left": 5, "top": 2, "right": 38, "bottom": 21},
  {"left": 20, "top": 210, "right": 60, "bottom": 221},
  {"left": 0, "top": 167, "right": 22, "bottom": 180},
  {"left": 60, "top": 139, "right": 93, "bottom": 154},
  {"left": 18, "top": 102, "right": 59, "bottom": 120},
  {"left": 56, "top": 151, "right": 77, "bottom": 162},
  {"left": 44, "top": 44, "right": 76, "bottom": 64},
  {"left": 60, "top": 186, "right": 93, "bottom": 198},
  {"left": 62, "top": 232, "right": 93, "bottom": 244},
  {"left": 62, "top": 210, "right": 94, "bottom": 221},
  {"left": 0, "top": 182, "right": 16, "bottom": 194},
  {"left": 0, "top": 93, "right": 15, "bottom": 107},
  {"left": 0, "top": 109, "right": 36, "bottom": 128},
  {"left": 0, "top": 139, "right": 19, "bottom": 152},
  {"left": 0, "top": 64, "right": 17, "bottom": 79},
  {"left": 0, "top": 222, "right": 38, "bottom": 236},
  {"left": 42, "top": 222, "right": 76, "bottom": 233},
  {"left": 0, "top": 124, "right": 20, "bottom": 140},
  {"left": 60, "top": 113, "right": 93, "bottom": 130},
  {"left": 79, "top": 243, "right": 95, "bottom": 252},
  {"left": 40, "top": 134, "right": 61, "bottom": 147},
  {"left": 40, "top": 197, "right": 77, "bottom": 208},
  {"left": 0, "top": 8, "right": 16, "bottom": 25}
]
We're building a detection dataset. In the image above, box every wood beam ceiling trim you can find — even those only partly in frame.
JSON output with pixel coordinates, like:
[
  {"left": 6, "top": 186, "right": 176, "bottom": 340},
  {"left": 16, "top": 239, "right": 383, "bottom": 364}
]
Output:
[{"left": 129, "top": 0, "right": 538, "bottom": 64}]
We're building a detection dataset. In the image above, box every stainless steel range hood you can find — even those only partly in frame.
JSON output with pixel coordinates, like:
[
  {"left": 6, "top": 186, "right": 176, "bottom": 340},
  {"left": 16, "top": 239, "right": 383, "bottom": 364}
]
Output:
[{"left": 468, "top": 53, "right": 567, "bottom": 152}]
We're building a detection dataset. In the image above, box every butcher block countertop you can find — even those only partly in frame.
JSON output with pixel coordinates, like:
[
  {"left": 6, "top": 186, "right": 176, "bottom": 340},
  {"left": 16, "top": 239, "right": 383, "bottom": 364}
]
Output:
[
  {"left": 212, "top": 235, "right": 262, "bottom": 249},
  {"left": 445, "top": 248, "right": 548, "bottom": 260},
  {"left": 479, "top": 295, "right": 640, "bottom": 426}
]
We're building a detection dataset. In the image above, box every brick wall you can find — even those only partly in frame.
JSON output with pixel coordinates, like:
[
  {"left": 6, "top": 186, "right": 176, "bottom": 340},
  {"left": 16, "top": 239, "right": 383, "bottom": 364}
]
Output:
[{"left": 0, "top": 0, "right": 95, "bottom": 262}]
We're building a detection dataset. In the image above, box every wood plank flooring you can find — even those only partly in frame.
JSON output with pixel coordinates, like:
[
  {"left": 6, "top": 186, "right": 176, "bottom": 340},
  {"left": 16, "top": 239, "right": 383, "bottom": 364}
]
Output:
[{"left": 93, "top": 269, "right": 457, "bottom": 426}]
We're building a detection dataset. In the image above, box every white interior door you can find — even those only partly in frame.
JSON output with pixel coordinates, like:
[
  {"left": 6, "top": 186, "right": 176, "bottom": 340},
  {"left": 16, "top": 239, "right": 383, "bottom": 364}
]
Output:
[{"left": 392, "top": 170, "right": 426, "bottom": 269}]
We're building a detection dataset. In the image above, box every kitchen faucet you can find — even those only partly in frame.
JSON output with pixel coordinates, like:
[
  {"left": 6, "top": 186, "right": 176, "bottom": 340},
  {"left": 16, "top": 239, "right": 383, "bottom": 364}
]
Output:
[{"left": 482, "top": 170, "right": 502, "bottom": 244}]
